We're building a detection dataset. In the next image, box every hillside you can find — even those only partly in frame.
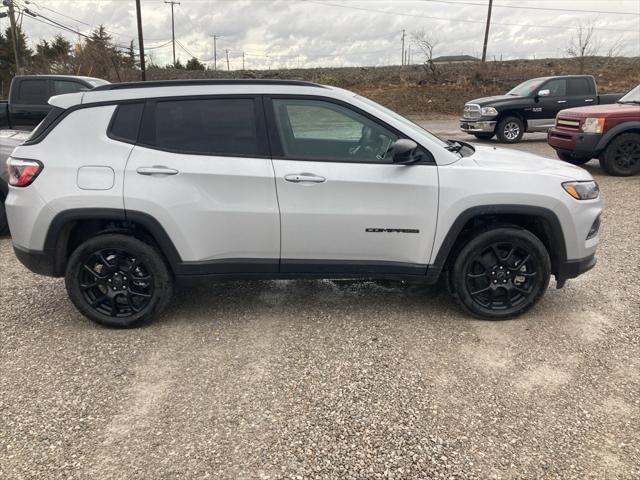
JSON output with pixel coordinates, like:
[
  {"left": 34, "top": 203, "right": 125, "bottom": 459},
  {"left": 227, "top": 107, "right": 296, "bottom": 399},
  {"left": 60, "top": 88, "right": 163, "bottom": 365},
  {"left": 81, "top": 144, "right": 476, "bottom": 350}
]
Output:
[{"left": 147, "top": 57, "right": 639, "bottom": 116}]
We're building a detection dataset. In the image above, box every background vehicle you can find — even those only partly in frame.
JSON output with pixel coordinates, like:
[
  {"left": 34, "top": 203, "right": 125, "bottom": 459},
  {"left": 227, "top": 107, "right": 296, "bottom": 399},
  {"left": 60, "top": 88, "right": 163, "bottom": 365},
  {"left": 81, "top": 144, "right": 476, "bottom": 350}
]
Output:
[
  {"left": 5, "top": 79, "right": 601, "bottom": 327},
  {"left": 548, "top": 84, "right": 640, "bottom": 176},
  {"left": 0, "top": 75, "right": 109, "bottom": 130},
  {"left": 460, "top": 75, "right": 624, "bottom": 143}
]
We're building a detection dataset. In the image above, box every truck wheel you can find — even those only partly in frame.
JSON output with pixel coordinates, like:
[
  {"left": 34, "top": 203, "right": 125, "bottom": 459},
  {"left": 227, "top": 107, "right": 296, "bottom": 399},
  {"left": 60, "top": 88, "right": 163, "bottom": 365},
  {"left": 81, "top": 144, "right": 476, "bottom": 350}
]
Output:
[
  {"left": 0, "top": 200, "right": 8, "bottom": 236},
  {"left": 600, "top": 133, "right": 640, "bottom": 176},
  {"left": 65, "top": 234, "right": 174, "bottom": 328},
  {"left": 496, "top": 117, "right": 524, "bottom": 143},
  {"left": 556, "top": 150, "right": 591, "bottom": 165},
  {"left": 451, "top": 227, "right": 550, "bottom": 319},
  {"left": 473, "top": 132, "right": 494, "bottom": 140}
]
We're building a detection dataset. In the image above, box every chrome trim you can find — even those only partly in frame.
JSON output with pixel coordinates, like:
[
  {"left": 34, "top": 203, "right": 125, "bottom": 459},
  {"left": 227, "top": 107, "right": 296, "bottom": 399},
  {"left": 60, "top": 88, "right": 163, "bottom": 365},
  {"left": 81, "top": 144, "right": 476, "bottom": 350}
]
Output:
[{"left": 463, "top": 103, "right": 481, "bottom": 120}]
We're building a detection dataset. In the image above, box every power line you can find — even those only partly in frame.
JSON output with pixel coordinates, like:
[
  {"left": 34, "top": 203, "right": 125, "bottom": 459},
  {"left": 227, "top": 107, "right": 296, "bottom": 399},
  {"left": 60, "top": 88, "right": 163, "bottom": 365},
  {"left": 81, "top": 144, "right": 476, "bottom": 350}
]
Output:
[
  {"left": 306, "top": 1, "right": 640, "bottom": 33},
  {"left": 420, "top": 0, "right": 640, "bottom": 16}
]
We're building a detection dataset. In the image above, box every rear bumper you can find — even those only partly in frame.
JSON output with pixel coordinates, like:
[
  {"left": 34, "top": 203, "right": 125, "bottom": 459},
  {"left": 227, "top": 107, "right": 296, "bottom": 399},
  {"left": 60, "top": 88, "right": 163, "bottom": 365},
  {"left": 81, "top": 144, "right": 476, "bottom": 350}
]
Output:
[
  {"left": 548, "top": 128, "right": 602, "bottom": 158},
  {"left": 13, "top": 244, "right": 59, "bottom": 277},
  {"left": 460, "top": 119, "right": 497, "bottom": 133}
]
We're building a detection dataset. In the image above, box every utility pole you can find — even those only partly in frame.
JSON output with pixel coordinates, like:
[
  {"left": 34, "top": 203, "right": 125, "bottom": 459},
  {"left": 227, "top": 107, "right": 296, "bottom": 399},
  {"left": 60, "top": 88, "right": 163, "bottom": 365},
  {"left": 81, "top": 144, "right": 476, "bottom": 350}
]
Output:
[
  {"left": 164, "top": 0, "right": 180, "bottom": 66},
  {"left": 135, "top": 0, "right": 146, "bottom": 80},
  {"left": 210, "top": 34, "right": 221, "bottom": 70},
  {"left": 242, "top": 51, "right": 245, "bottom": 70},
  {"left": 4, "top": 0, "right": 21, "bottom": 74},
  {"left": 225, "top": 49, "right": 230, "bottom": 71},
  {"left": 408, "top": 45, "right": 412, "bottom": 65},
  {"left": 401, "top": 29, "right": 406, "bottom": 66},
  {"left": 481, "top": 0, "right": 493, "bottom": 62}
]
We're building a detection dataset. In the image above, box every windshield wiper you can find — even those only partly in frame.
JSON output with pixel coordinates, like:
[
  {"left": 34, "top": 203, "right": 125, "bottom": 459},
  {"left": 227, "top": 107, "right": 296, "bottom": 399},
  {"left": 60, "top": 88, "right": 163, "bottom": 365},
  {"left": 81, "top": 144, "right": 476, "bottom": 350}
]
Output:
[{"left": 445, "top": 140, "right": 464, "bottom": 153}]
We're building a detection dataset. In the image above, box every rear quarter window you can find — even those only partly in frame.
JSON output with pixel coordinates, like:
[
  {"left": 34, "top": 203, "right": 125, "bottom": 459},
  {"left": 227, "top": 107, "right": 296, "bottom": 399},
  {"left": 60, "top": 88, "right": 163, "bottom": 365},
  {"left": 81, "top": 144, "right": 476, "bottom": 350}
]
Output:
[{"left": 108, "top": 103, "right": 144, "bottom": 144}]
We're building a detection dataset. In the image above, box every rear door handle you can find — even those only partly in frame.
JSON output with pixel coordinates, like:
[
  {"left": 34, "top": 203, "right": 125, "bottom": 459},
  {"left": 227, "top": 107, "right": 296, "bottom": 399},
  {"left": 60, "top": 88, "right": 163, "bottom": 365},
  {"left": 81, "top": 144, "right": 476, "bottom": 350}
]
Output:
[
  {"left": 585, "top": 98, "right": 594, "bottom": 102},
  {"left": 284, "top": 173, "right": 326, "bottom": 183},
  {"left": 136, "top": 166, "right": 179, "bottom": 176},
  {"left": 557, "top": 100, "right": 567, "bottom": 104}
]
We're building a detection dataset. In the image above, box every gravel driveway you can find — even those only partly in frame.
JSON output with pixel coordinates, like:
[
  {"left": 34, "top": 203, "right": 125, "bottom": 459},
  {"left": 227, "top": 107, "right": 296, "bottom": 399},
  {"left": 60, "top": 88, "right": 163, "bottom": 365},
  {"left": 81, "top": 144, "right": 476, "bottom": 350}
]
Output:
[{"left": 1, "top": 119, "right": 638, "bottom": 479}]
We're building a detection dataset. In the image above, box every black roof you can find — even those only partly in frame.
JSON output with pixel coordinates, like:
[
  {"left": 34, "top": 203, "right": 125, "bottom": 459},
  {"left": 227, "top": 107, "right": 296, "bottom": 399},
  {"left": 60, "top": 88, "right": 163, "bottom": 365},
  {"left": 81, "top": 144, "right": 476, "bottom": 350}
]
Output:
[{"left": 93, "top": 79, "right": 326, "bottom": 91}]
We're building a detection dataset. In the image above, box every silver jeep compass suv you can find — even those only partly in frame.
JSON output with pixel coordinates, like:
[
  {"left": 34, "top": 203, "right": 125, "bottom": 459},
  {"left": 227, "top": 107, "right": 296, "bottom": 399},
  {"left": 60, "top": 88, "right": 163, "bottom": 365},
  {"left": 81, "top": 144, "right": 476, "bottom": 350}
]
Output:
[{"left": 5, "top": 80, "right": 602, "bottom": 327}]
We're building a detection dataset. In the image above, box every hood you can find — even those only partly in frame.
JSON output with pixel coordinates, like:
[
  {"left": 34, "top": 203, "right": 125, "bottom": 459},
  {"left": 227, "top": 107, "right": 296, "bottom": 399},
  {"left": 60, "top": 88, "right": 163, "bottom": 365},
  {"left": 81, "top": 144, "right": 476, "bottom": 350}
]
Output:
[
  {"left": 466, "top": 94, "right": 525, "bottom": 107},
  {"left": 557, "top": 103, "right": 640, "bottom": 119},
  {"left": 469, "top": 145, "right": 593, "bottom": 181}
]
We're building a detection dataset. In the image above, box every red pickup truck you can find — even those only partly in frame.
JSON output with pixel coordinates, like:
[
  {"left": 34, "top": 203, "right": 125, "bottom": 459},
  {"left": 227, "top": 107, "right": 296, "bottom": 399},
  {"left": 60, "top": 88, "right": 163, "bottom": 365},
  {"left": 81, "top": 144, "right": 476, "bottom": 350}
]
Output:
[{"left": 548, "top": 84, "right": 640, "bottom": 176}]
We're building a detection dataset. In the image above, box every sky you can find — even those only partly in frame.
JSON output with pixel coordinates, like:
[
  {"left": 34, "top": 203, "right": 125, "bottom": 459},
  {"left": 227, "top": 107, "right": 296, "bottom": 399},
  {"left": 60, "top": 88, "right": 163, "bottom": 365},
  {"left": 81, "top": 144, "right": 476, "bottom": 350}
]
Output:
[{"left": 5, "top": 0, "right": 640, "bottom": 70}]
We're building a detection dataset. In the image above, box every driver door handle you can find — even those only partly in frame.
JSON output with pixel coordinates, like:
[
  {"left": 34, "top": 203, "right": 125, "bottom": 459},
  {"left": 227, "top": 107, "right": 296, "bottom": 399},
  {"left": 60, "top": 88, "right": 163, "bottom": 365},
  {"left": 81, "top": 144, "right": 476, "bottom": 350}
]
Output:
[
  {"left": 284, "top": 173, "right": 326, "bottom": 183},
  {"left": 136, "top": 166, "right": 179, "bottom": 176}
]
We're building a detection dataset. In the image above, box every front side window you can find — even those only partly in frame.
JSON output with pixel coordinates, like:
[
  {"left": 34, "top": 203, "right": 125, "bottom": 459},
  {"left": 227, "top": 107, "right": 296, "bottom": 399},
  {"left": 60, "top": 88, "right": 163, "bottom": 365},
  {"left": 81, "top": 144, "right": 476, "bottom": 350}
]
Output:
[
  {"left": 272, "top": 99, "right": 398, "bottom": 162},
  {"left": 541, "top": 79, "right": 567, "bottom": 97},
  {"left": 148, "top": 98, "right": 260, "bottom": 156}
]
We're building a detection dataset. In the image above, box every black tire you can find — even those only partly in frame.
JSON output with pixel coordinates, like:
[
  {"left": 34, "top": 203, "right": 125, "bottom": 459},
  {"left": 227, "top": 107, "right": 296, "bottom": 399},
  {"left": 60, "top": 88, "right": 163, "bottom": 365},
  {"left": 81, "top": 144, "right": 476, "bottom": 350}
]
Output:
[
  {"left": 599, "top": 133, "right": 640, "bottom": 177},
  {"left": 65, "top": 234, "right": 173, "bottom": 328},
  {"left": 0, "top": 199, "right": 8, "bottom": 236},
  {"left": 451, "top": 227, "right": 551, "bottom": 319},
  {"left": 473, "top": 132, "right": 494, "bottom": 140},
  {"left": 556, "top": 150, "right": 591, "bottom": 165},
  {"left": 496, "top": 116, "right": 524, "bottom": 143}
]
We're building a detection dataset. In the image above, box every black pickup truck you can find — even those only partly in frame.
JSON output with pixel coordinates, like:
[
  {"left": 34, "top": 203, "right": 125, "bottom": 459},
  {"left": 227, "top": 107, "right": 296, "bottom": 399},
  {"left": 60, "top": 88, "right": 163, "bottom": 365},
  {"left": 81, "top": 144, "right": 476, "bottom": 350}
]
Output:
[
  {"left": 1, "top": 75, "right": 108, "bottom": 130},
  {"left": 459, "top": 75, "right": 624, "bottom": 143}
]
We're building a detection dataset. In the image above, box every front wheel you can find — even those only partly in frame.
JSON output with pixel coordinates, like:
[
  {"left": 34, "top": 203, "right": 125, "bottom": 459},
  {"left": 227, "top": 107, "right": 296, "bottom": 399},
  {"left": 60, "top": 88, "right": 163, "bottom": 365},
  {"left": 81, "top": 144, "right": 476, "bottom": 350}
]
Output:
[
  {"left": 452, "top": 227, "right": 551, "bottom": 319},
  {"left": 65, "top": 234, "right": 174, "bottom": 327},
  {"left": 599, "top": 133, "right": 640, "bottom": 176},
  {"left": 496, "top": 116, "right": 524, "bottom": 143}
]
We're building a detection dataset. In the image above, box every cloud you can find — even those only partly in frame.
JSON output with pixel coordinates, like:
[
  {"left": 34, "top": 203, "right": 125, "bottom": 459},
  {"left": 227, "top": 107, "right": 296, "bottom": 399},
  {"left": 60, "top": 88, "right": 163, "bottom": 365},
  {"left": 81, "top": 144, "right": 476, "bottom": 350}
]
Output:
[{"left": 12, "top": 0, "right": 640, "bottom": 69}]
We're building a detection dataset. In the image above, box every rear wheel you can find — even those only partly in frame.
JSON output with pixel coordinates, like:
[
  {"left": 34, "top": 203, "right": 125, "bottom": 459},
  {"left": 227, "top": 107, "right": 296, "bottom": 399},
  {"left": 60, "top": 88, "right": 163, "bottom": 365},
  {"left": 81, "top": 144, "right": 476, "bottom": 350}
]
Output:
[
  {"left": 599, "top": 133, "right": 640, "bottom": 176},
  {"left": 473, "top": 132, "right": 494, "bottom": 140},
  {"left": 496, "top": 116, "right": 524, "bottom": 143},
  {"left": 452, "top": 228, "right": 550, "bottom": 319},
  {"left": 556, "top": 150, "right": 591, "bottom": 165},
  {"left": 65, "top": 234, "right": 173, "bottom": 327},
  {"left": 0, "top": 199, "right": 8, "bottom": 235}
]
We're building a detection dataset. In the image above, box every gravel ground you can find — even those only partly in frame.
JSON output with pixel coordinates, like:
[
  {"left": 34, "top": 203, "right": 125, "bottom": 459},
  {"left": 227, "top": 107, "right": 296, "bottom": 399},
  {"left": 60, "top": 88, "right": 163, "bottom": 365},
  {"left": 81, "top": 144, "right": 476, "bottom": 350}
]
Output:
[{"left": 1, "top": 119, "right": 638, "bottom": 479}]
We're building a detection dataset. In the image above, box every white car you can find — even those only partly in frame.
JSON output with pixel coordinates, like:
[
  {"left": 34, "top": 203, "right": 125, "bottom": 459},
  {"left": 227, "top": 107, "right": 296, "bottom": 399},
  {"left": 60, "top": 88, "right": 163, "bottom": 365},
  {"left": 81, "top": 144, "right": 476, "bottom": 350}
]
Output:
[{"left": 5, "top": 80, "right": 602, "bottom": 327}]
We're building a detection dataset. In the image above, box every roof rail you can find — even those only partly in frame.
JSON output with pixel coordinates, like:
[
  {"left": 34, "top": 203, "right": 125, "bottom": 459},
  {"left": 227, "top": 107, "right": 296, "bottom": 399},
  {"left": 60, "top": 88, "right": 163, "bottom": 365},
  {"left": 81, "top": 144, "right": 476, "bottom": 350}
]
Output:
[{"left": 92, "top": 79, "right": 326, "bottom": 91}]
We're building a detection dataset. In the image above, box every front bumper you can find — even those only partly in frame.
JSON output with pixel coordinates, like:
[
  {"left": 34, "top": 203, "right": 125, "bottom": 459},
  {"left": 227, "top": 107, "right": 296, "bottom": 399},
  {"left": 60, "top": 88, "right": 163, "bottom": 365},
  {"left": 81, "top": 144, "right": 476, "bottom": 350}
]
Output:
[
  {"left": 460, "top": 119, "right": 497, "bottom": 133},
  {"left": 548, "top": 128, "right": 602, "bottom": 157}
]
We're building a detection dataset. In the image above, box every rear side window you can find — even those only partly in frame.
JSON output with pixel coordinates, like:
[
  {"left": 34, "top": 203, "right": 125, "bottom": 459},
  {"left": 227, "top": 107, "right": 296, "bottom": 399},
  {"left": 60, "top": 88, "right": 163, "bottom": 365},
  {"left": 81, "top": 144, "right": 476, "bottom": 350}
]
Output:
[
  {"left": 23, "top": 107, "right": 66, "bottom": 145},
  {"left": 567, "top": 78, "right": 592, "bottom": 96},
  {"left": 53, "top": 80, "right": 86, "bottom": 95},
  {"left": 144, "top": 98, "right": 260, "bottom": 156},
  {"left": 109, "top": 103, "right": 144, "bottom": 144},
  {"left": 16, "top": 79, "right": 49, "bottom": 105}
]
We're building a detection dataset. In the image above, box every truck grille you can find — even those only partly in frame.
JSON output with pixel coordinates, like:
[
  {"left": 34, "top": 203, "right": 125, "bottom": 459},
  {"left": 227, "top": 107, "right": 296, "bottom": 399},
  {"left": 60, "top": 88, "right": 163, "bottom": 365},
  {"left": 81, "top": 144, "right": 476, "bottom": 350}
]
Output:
[
  {"left": 463, "top": 103, "right": 481, "bottom": 120},
  {"left": 556, "top": 118, "right": 581, "bottom": 130}
]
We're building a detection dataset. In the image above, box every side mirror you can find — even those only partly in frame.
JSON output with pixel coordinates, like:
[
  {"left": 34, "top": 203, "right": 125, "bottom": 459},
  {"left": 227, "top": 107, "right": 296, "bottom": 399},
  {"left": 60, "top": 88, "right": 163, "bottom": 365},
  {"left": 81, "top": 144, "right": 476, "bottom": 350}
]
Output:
[
  {"left": 391, "top": 139, "right": 419, "bottom": 164},
  {"left": 537, "top": 89, "right": 550, "bottom": 97}
]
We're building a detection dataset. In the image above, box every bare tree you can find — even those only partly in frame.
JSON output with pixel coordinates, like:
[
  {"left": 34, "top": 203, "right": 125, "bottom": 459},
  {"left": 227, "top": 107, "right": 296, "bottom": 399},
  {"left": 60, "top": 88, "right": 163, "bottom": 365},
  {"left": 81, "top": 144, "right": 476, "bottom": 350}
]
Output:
[
  {"left": 606, "top": 36, "right": 624, "bottom": 58},
  {"left": 566, "top": 22, "right": 601, "bottom": 73},
  {"left": 412, "top": 30, "right": 440, "bottom": 80}
]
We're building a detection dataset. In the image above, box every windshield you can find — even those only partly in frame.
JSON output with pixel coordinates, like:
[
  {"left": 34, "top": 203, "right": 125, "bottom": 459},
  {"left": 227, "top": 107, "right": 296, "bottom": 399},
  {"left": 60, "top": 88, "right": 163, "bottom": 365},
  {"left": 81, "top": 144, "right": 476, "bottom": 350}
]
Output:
[
  {"left": 354, "top": 95, "right": 449, "bottom": 147},
  {"left": 618, "top": 84, "right": 640, "bottom": 104},
  {"left": 507, "top": 78, "right": 545, "bottom": 97}
]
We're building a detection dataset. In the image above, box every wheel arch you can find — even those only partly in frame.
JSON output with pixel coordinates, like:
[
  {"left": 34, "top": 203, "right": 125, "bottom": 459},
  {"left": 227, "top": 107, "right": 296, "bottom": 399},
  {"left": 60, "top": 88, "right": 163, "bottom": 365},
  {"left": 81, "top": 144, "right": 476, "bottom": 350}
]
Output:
[
  {"left": 43, "top": 208, "right": 182, "bottom": 277},
  {"left": 596, "top": 122, "right": 640, "bottom": 153},
  {"left": 497, "top": 110, "right": 528, "bottom": 131},
  {"left": 427, "top": 205, "right": 566, "bottom": 283}
]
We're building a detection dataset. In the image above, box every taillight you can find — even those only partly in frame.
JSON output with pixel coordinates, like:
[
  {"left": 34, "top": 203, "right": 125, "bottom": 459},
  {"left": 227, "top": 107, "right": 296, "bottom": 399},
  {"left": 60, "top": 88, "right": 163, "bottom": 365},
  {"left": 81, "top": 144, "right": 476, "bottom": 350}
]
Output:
[{"left": 6, "top": 157, "right": 43, "bottom": 187}]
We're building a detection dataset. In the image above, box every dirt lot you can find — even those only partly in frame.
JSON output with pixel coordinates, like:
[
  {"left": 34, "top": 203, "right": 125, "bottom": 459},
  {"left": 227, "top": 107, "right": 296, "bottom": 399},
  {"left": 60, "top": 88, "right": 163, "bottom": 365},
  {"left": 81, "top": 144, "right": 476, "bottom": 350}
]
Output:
[{"left": 0, "top": 119, "right": 638, "bottom": 479}]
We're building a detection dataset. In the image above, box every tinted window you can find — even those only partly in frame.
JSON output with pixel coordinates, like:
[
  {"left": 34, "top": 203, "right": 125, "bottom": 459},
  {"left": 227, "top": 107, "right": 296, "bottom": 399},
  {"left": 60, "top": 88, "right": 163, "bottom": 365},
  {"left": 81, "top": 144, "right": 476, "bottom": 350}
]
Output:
[
  {"left": 109, "top": 103, "right": 144, "bottom": 143},
  {"left": 149, "top": 98, "right": 259, "bottom": 156},
  {"left": 24, "top": 107, "right": 66, "bottom": 145},
  {"left": 542, "top": 79, "right": 567, "bottom": 97},
  {"left": 17, "top": 79, "right": 49, "bottom": 105},
  {"left": 53, "top": 80, "right": 86, "bottom": 95},
  {"left": 272, "top": 99, "right": 398, "bottom": 162},
  {"left": 567, "top": 78, "right": 592, "bottom": 96}
]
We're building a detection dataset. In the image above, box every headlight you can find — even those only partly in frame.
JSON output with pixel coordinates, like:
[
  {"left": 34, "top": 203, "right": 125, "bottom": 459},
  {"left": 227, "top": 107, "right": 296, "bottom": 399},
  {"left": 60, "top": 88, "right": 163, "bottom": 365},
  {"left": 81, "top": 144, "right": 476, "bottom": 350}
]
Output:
[
  {"left": 581, "top": 117, "right": 605, "bottom": 134},
  {"left": 481, "top": 107, "right": 498, "bottom": 117},
  {"left": 562, "top": 181, "right": 599, "bottom": 200}
]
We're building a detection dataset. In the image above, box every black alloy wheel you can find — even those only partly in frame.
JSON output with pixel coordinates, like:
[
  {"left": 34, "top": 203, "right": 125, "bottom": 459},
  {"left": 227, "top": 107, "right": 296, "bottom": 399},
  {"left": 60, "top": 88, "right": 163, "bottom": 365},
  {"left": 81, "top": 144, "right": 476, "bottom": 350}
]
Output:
[
  {"left": 66, "top": 234, "right": 173, "bottom": 327},
  {"left": 600, "top": 133, "right": 640, "bottom": 176},
  {"left": 452, "top": 228, "right": 550, "bottom": 319}
]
